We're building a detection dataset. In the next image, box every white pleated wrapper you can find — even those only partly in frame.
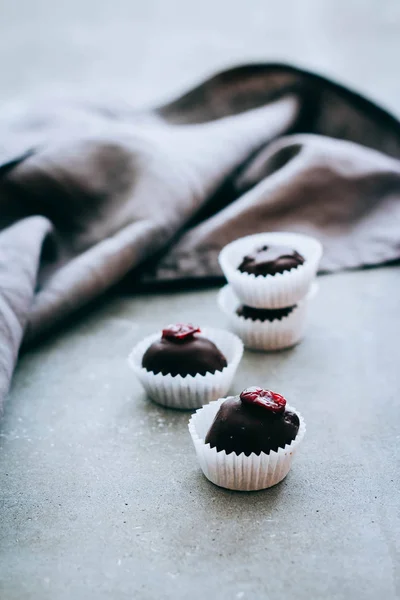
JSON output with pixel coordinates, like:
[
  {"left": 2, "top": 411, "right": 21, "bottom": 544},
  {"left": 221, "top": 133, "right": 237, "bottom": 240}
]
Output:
[
  {"left": 189, "top": 397, "right": 306, "bottom": 491},
  {"left": 218, "top": 232, "right": 322, "bottom": 308},
  {"left": 218, "top": 283, "right": 318, "bottom": 351},
  {"left": 128, "top": 328, "right": 243, "bottom": 410}
]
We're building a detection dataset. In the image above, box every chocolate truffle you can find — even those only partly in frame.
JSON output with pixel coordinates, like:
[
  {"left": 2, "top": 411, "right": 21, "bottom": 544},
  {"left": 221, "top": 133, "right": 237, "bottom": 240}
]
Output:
[
  {"left": 205, "top": 387, "right": 299, "bottom": 456},
  {"left": 142, "top": 324, "right": 227, "bottom": 377},
  {"left": 238, "top": 245, "right": 305, "bottom": 276},
  {"left": 236, "top": 304, "right": 295, "bottom": 322}
]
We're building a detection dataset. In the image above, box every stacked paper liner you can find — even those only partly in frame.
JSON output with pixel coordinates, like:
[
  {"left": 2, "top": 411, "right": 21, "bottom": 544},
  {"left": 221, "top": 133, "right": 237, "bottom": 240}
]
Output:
[
  {"left": 219, "top": 231, "right": 322, "bottom": 309},
  {"left": 218, "top": 232, "right": 322, "bottom": 350},
  {"left": 128, "top": 328, "right": 243, "bottom": 410},
  {"left": 189, "top": 397, "right": 306, "bottom": 491},
  {"left": 218, "top": 283, "right": 318, "bottom": 351}
]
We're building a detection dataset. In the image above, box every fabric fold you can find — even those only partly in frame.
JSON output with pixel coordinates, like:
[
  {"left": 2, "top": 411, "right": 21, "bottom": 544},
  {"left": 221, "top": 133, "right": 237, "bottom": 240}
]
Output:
[{"left": 0, "top": 217, "right": 52, "bottom": 413}]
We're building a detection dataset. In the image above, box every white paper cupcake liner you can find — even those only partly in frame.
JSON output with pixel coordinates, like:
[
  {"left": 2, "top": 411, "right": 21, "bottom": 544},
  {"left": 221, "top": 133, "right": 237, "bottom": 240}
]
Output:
[
  {"left": 189, "top": 397, "right": 306, "bottom": 491},
  {"left": 218, "top": 283, "right": 318, "bottom": 351},
  {"left": 128, "top": 328, "right": 244, "bottom": 410},
  {"left": 218, "top": 231, "right": 322, "bottom": 308}
]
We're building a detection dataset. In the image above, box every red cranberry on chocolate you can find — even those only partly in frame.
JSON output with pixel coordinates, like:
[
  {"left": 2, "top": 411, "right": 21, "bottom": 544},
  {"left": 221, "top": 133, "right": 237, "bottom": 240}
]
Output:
[
  {"left": 240, "top": 387, "right": 286, "bottom": 414},
  {"left": 162, "top": 323, "right": 201, "bottom": 342}
]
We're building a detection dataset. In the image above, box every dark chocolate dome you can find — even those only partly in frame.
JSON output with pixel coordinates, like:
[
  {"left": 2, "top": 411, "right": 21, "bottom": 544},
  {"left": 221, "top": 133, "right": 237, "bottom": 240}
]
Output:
[
  {"left": 205, "top": 391, "right": 299, "bottom": 456},
  {"left": 142, "top": 325, "right": 227, "bottom": 377}
]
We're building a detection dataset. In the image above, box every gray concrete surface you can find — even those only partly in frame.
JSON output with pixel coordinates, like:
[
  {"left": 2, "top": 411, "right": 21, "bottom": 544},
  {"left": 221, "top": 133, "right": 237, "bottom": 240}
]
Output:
[
  {"left": 1, "top": 1, "right": 400, "bottom": 599},
  {"left": 1, "top": 269, "right": 400, "bottom": 600}
]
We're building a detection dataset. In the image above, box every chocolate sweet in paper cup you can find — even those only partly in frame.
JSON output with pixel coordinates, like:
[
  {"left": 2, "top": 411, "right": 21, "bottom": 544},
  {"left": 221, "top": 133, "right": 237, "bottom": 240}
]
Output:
[
  {"left": 218, "top": 283, "right": 318, "bottom": 350},
  {"left": 128, "top": 326, "right": 243, "bottom": 410},
  {"left": 188, "top": 390, "right": 306, "bottom": 491},
  {"left": 218, "top": 232, "right": 322, "bottom": 308}
]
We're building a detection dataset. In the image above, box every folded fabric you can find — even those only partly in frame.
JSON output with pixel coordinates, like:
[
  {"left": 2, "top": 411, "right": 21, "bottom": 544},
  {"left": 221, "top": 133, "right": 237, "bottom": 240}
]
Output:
[{"left": 1, "top": 63, "right": 400, "bottom": 413}]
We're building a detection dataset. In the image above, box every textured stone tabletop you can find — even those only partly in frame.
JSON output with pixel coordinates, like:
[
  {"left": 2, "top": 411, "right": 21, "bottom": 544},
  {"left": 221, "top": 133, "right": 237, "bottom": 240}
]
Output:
[{"left": 1, "top": 268, "right": 399, "bottom": 599}]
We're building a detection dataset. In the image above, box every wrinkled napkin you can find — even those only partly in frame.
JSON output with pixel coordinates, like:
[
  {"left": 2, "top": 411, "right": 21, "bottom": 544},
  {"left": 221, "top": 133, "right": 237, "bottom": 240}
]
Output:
[{"left": 1, "top": 63, "right": 400, "bottom": 412}]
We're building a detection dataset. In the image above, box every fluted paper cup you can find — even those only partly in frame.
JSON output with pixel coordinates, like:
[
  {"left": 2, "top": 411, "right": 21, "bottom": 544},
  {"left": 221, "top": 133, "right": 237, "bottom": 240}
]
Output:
[
  {"left": 189, "top": 397, "right": 306, "bottom": 491},
  {"left": 218, "top": 232, "right": 322, "bottom": 308},
  {"left": 128, "top": 328, "right": 243, "bottom": 410},
  {"left": 218, "top": 283, "right": 318, "bottom": 351}
]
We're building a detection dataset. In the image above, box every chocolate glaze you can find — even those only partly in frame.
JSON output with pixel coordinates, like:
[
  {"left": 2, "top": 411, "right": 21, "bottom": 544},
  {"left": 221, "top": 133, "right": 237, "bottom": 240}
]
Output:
[
  {"left": 142, "top": 335, "right": 227, "bottom": 377},
  {"left": 205, "top": 396, "right": 299, "bottom": 456},
  {"left": 238, "top": 244, "right": 305, "bottom": 276},
  {"left": 236, "top": 304, "right": 295, "bottom": 322}
]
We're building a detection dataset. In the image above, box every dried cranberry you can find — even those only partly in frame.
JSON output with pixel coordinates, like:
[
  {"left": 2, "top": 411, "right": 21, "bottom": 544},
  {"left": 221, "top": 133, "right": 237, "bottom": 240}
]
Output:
[
  {"left": 162, "top": 323, "right": 201, "bottom": 342},
  {"left": 240, "top": 387, "right": 286, "bottom": 414}
]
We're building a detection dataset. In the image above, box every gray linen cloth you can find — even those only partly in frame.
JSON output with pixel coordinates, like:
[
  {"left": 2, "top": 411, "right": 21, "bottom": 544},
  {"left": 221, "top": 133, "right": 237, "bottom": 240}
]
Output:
[{"left": 1, "top": 63, "right": 400, "bottom": 413}]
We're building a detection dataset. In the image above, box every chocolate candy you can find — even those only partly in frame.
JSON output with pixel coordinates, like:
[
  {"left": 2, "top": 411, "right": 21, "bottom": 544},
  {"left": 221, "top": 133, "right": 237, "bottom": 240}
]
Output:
[
  {"left": 205, "top": 387, "right": 299, "bottom": 456},
  {"left": 236, "top": 304, "right": 295, "bottom": 322},
  {"left": 238, "top": 245, "right": 304, "bottom": 276},
  {"left": 142, "top": 324, "right": 227, "bottom": 377}
]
